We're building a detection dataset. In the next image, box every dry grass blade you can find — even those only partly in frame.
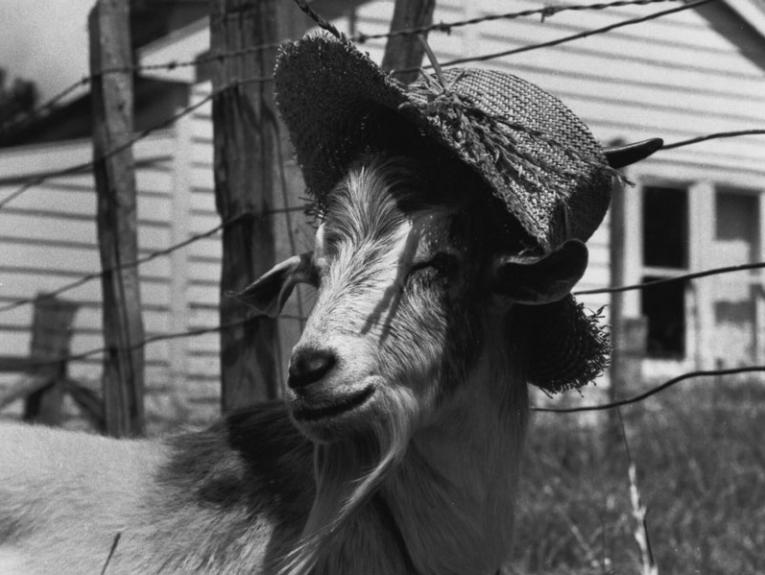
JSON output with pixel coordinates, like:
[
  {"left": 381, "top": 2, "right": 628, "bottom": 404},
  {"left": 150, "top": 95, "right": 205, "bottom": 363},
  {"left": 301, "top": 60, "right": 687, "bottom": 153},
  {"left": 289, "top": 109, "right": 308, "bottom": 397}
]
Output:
[
  {"left": 618, "top": 409, "right": 659, "bottom": 575},
  {"left": 628, "top": 461, "right": 658, "bottom": 575},
  {"left": 99, "top": 532, "right": 122, "bottom": 575}
]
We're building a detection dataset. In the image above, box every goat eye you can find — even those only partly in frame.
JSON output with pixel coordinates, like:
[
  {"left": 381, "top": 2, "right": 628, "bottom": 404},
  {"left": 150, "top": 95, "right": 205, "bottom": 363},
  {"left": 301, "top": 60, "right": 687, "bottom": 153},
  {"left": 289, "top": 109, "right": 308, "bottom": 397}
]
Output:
[
  {"left": 431, "top": 253, "right": 459, "bottom": 275},
  {"left": 410, "top": 253, "right": 459, "bottom": 279}
]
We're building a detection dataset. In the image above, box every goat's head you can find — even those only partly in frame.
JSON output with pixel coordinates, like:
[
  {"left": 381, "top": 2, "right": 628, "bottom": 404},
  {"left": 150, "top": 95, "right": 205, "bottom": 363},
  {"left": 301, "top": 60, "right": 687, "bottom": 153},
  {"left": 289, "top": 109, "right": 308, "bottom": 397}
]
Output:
[
  {"left": 263, "top": 37, "right": 662, "bottom": 443},
  {"left": 237, "top": 156, "right": 588, "bottom": 445}
]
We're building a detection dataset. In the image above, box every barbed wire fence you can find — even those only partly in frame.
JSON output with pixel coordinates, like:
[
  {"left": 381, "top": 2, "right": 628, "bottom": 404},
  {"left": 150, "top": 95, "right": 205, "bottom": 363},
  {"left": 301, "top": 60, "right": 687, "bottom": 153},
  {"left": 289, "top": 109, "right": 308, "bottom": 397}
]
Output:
[
  {"left": 0, "top": 0, "right": 735, "bottom": 141},
  {"left": 1, "top": 0, "right": 763, "bottom": 570},
  {"left": 0, "top": 1, "right": 763, "bottom": 417}
]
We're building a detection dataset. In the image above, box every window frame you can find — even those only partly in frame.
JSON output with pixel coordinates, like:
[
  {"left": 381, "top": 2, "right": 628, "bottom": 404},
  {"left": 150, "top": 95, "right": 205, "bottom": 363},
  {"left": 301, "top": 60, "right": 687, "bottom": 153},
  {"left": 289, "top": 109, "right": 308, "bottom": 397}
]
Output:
[{"left": 622, "top": 167, "right": 765, "bottom": 375}]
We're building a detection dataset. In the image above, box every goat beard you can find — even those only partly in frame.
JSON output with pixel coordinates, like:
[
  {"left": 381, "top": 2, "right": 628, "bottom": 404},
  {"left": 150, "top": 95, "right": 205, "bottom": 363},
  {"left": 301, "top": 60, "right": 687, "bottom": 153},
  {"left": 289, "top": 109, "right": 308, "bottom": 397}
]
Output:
[{"left": 277, "top": 389, "right": 419, "bottom": 575}]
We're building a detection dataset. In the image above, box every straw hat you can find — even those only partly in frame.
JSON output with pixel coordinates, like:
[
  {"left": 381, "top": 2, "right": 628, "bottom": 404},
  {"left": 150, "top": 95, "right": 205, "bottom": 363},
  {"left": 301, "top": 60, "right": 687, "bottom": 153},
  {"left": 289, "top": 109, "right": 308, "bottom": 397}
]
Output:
[{"left": 273, "top": 32, "right": 661, "bottom": 393}]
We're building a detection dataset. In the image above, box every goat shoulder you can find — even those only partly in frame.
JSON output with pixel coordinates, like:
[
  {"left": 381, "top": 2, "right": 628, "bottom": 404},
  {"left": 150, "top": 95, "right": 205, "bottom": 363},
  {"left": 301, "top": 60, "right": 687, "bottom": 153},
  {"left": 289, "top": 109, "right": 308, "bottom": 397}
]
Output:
[{"left": 0, "top": 403, "right": 313, "bottom": 575}]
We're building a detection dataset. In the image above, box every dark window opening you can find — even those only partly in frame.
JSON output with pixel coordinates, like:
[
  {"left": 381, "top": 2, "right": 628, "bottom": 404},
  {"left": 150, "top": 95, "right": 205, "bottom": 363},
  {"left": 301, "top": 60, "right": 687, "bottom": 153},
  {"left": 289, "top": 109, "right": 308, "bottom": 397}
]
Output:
[
  {"left": 641, "top": 277, "right": 686, "bottom": 359},
  {"left": 641, "top": 185, "right": 689, "bottom": 359},
  {"left": 642, "top": 186, "right": 689, "bottom": 269}
]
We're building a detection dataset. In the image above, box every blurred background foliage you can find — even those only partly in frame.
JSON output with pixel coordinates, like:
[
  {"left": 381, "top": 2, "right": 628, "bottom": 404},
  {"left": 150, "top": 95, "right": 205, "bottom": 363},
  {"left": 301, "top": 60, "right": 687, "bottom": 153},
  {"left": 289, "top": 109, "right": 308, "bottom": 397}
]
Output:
[{"left": 508, "top": 380, "right": 765, "bottom": 575}]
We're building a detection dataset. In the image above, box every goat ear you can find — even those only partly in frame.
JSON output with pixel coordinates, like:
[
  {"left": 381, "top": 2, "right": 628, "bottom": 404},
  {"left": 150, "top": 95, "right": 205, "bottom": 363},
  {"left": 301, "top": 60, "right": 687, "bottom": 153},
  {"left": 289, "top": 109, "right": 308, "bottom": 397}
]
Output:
[
  {"left": 229, "top": 252, "right": 317, "bottom": 317},
  {"left": 492, "top": 240, "right": 589, "bottom": 305}
]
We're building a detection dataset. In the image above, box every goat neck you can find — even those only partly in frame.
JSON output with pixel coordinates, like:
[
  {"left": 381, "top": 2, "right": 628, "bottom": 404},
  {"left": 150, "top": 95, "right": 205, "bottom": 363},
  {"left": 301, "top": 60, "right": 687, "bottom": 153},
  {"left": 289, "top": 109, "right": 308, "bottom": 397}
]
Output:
[{"left": 308, "top": 316, "right": 529, "bottom": 575}]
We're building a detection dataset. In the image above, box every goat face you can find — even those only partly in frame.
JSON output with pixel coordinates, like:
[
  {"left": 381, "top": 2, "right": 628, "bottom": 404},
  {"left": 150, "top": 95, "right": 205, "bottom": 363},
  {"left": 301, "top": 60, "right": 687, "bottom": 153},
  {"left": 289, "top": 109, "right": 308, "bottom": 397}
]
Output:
[
  {"left": 237, "top": 156, "right": 588, "bottom": 444},
  {"left": 288, "top": 160, "right": 491, "bottom": 443}
]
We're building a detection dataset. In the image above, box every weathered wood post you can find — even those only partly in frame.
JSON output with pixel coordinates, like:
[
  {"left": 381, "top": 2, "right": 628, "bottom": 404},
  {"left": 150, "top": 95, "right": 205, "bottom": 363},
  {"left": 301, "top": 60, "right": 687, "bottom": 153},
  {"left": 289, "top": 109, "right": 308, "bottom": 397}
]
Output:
[
  {"left": 610, "top": 172, "right": 627, "bottom": 397},
  {"left": 381, "top": 0, "right": 436, "bottom": 83},
  {"left": 211, "top": 0, "right": 281, "bottom": 410},
  {"left": 23, "top": 296, "right": 79, "bottom": 425},
  {"left": 608, "top": 166, "right": 646, "bottom": 446},
  {"left": 89, "top": 0, "right": 146, "bottom": 436}
]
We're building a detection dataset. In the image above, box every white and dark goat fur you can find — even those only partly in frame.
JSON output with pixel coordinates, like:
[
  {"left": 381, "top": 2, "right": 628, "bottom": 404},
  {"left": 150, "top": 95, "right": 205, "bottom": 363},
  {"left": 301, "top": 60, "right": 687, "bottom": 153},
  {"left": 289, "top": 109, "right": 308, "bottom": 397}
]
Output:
[{"left": 0, "top": 155, "right": 589, "bottom": 575}]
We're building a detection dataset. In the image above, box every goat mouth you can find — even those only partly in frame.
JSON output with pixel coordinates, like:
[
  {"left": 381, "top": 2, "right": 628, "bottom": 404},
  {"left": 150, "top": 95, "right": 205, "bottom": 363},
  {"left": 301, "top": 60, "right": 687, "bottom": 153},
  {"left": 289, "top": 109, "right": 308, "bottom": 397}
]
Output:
[{"left": 292, "top": 385, "right": 375, "bottom": 422}]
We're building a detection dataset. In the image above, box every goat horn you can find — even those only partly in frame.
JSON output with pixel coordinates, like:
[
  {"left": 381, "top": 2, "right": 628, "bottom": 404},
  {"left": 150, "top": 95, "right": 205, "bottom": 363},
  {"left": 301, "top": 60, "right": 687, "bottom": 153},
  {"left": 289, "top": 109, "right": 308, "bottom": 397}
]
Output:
[{"left": 603, "top": 138, "right": 663, "bottom": 169}]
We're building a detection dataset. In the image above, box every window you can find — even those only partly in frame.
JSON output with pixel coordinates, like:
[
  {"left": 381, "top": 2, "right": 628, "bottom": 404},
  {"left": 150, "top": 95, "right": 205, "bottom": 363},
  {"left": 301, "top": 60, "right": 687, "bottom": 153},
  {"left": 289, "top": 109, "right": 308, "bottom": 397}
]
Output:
[
  {"left": 710, "top": 190, "right": 759, "bottom": 365},
  {"left": 641, "top": 277, "right": 687, "bottom": 359},
  {"left": 640, "top": 185, "right": 689, "bottom": 358},
  {"left": 642, "top": 186, "right": 688, "bottom": 269},
  {"left": 628, "top": 176, "right": 765, "bottom": 369}
]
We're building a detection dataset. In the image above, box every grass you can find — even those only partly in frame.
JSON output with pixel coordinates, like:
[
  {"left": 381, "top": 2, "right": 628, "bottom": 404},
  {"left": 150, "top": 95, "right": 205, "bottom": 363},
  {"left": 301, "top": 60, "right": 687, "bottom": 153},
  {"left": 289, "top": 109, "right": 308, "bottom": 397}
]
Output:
[{"left": 506, "top": 379, "right": 765, "bottom": 575}]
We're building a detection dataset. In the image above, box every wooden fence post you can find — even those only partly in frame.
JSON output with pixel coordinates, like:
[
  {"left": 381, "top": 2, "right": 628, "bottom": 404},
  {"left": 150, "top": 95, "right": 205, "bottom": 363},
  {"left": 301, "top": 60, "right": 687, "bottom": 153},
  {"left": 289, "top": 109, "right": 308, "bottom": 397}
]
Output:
[
  {"left": 381, "top": 0, "right": 436, "bottom": 83},
  {"left": 211, "top": 0, "right": 281, "bottom": 410},
  {"left": 23, "top": 297, "right": 79, "bottom": 425},
  {"left": 89, "top": 0, "right": 146, "bottom": 436},
  {"left": 607, "top": 171, "right": 646, "bottom": 446}
]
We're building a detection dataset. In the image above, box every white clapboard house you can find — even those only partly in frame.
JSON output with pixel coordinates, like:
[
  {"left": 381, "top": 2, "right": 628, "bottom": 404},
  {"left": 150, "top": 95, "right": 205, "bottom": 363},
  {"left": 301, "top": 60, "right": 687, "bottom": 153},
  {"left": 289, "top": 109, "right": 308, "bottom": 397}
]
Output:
[{"left": 1, "top": 0, "right": 764, "bottom": 425}]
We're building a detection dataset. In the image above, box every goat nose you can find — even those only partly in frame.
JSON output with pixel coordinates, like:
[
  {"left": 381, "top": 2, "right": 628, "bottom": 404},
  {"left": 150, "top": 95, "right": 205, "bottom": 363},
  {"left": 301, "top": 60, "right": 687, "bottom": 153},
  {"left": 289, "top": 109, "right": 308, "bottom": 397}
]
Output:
[{"left": 288, "top": 347, "right": 336, "bottom": 390}]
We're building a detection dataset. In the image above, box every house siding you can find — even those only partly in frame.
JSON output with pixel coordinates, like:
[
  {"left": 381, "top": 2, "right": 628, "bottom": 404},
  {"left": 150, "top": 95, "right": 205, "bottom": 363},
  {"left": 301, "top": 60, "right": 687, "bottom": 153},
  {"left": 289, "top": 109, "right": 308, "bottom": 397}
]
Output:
[{"left": 0, "top": 135, "right": 183, "bottom": 427}]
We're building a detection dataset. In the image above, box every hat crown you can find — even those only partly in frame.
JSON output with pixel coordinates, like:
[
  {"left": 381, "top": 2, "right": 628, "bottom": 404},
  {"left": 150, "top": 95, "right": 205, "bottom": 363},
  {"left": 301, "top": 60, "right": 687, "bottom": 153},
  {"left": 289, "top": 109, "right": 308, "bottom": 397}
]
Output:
[
  {"left": 412, "top": 67, "right": 602, "bottom": 160},
  {"left": 275, "top": 33, "right": 615, "bottom": 251},
  {"left": 400, "top": 67, "right": 613, "bottom": 249}
]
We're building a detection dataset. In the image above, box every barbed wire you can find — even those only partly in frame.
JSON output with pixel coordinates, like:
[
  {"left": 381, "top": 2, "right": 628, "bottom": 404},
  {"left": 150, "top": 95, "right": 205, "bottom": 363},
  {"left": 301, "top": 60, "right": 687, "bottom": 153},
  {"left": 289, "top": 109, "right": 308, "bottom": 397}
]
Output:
[
  {"left": 0, "top": 204, "right": 309, "bottom": 315},
  {"left": 3, "top": 124, "right": 758, "bottom": 213},
  {"left": 0, "top": 157, "right": 157, "bottom": 208},
  {"left": 575, "top": 261, "right": 765, "bottom": 296},
  {"left": 0, "top": 0, "right": 708, "bottom": 137},
  {"left": 12, "top": 317, "right": 253, "bottom": 370},
  {"left": 401, "top": 0, "right": 715, "bottom": 72},
  {"left": 0, "top": 5, "right": 761, "bottom": 321},
  {"left": 11, "top": 326, "right": 765, "bottom": 414},
  {"left": 0, "top": 0, "right": 735, "bottom": 228},
  {"left": 662, "top": 129, "right": 765, "bottom": 150},
  {"left": 354, "top": 0, "right": 685, "bottom": 43},
  {"left": 0, "top": 218, "right": 229, "bottom": 314},
  {"left": 9, "top": 309, "right": 308, "bottom": 372},
  {"left": 532, "top": 366, "right": 765, "bottom": 413},
  {"left": 2, "top": 195, "right": 761, "bottom": 316},
  {"left": 0, "top": 0, "right": 727, "bottom": 157},
  {"left": 0, "top": 73, "right": 277, "bottom": 212},
  {"left": 0, "top": 73, "right": 306, "bottom": 314},
  {"left": 0, "top": 94, "right": 213, "bottom": 211},
  {"left": 0, "top": 79, "right": 92, "bottom": 136},
  {"left": 0, "top": 155, "right": 165, "bottom": 210},
  {"left": 0, "top": 49, "right": 279, "bottom": 138}
]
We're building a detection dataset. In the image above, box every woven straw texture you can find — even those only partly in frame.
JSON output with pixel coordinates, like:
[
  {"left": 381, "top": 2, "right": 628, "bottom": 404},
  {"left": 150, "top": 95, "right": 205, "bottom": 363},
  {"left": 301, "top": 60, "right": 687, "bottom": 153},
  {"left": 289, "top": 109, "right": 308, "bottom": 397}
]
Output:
[
  {"left": 275, "top": 33, "right": 616, "bottom": 251},
  {"left": 516, "top": 296, "right": 609, "bottom": 393}
]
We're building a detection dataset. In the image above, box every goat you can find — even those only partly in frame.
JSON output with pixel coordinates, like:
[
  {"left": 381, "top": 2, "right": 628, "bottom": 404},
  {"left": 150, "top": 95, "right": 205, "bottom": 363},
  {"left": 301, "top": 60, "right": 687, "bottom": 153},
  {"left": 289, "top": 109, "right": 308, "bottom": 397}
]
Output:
[{"left": 0, "top": 152, "right": 591, "bottom": 575}]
